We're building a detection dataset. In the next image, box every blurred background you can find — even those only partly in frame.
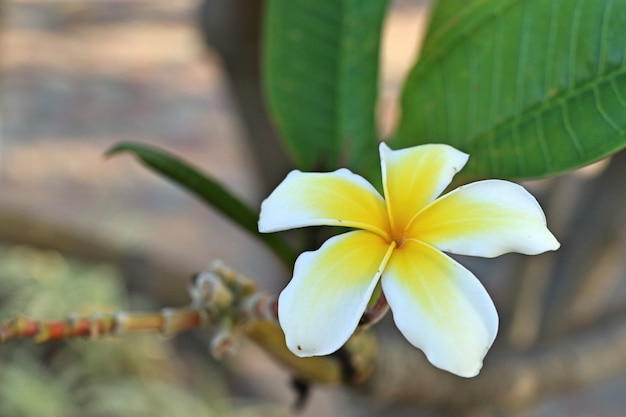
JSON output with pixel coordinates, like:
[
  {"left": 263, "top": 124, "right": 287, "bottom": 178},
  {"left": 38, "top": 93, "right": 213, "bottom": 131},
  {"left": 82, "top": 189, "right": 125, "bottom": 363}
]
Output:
[{"left": 1, "top": 0, "right": 626, "bottom": 416}]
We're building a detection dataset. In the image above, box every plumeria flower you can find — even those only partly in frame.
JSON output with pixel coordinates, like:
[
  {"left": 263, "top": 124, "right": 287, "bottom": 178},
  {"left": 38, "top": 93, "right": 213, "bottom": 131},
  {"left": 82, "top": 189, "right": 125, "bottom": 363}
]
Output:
[{"left": 258, "top": 143, "right": 559, "bottom": 377}]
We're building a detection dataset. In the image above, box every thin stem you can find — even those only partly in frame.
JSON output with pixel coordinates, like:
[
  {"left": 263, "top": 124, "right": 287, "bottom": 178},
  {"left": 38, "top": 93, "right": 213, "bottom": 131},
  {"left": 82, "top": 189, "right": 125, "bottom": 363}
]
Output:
[{"left": 0, "top": 307, "right": 203, "bottom": 343}]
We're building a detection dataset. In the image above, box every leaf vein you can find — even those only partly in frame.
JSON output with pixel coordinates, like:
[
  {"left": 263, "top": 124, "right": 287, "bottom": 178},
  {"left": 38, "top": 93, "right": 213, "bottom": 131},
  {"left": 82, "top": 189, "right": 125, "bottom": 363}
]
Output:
[
  {"left": 534, "top": 115, "right": 551, "bottom": 169},
  {"left": 515, "top": 0, "right": 531, "bottom": 114},
  {"left": 560, "top": 101, "right": 583, "bottom": 155},
  {"left": 567, "top": 0, "right": 584, "bottom": 88},
  {"left": 593, "top": 86, "right": 623, "bottom": 133},
  {"left": 543, "top": 1, "right": 560, "bottom": 98},
  {"left": 598, "top": 0, "right": 614, "bottom": 76},
  {"left": 610, "top": 78, "right": 626, "bottom": 108}
]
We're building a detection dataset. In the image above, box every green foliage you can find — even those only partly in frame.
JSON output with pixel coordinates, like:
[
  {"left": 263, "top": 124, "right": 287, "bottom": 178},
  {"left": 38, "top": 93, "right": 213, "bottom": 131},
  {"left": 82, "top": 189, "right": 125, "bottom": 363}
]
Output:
[
  {"left": 392, "top": 0, "right": 626, "bottom": 180},
  {"left": 264, "top": 0, "right": 389, "bottom": 172},
  {"left": 106, "top": 142, "right": 296, "bottom": 266},
  {"left": 109, "top": 1, "right": 626, "bottom": 249}
]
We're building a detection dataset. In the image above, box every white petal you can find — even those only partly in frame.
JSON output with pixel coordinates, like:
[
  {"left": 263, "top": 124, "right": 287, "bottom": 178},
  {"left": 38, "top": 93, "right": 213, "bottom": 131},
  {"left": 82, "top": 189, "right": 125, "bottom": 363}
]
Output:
[
  {"left": 379, "top": 142, "right": 468, "bottom": 235},
  {"left": 259, "top": 169, "right": 390, "bottom": 239},
  {"left": 382, "top": 240, "right": 498, "bottom": 377},
  {"left": 408, "top": 180, "right": 560, "bottom": 257},
  {"left": 278, "top": 231, "right": 393, "bottom": 357}
]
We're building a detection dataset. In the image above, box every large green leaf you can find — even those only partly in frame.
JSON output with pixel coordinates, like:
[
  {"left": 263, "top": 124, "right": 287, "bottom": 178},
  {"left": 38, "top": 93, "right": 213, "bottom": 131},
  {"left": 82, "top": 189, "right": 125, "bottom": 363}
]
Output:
[
  {"left": 392, "top": 0, "right": 626, "bottom": 179},
  {"left": 106, "top": 142, "right": 296, "bottom": 266},
  {"left": 263, "top": 0, "right": 389, "bottom": 172}
]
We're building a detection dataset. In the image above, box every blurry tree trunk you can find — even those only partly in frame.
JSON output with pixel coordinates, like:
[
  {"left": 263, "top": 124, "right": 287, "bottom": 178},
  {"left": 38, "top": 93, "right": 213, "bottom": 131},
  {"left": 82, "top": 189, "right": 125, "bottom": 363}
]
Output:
[{"left": 197, "top": 0, "right": 291, "bottom": 193}]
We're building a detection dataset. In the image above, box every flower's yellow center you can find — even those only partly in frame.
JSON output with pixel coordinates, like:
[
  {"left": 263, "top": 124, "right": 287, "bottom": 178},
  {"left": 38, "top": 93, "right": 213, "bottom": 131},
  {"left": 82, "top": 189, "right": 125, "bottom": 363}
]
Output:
[{"left": 391, "top": 232, "right": 405, "bottom": 248}]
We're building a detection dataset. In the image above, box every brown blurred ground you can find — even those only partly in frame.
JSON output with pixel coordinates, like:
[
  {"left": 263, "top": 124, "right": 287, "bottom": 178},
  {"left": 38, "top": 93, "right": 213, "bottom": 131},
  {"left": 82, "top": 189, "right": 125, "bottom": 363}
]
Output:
[
  {"left": 1, "top": 0, "right": 285, "bottom": 295},
  {"left": 1, "top": 1, "right": 625, "bottom": 416}
]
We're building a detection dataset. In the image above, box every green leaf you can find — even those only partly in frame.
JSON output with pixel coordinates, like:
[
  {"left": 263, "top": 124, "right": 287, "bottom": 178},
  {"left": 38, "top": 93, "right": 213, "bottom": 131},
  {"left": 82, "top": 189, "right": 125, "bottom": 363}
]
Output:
[
  {"left": 392, "top": 0, "right": 626, "bottom": 179},
  {"left": 106, "top": 142, "right": 296, "bottom": 266},
  {"left": 263, "top": 0, "right": 389, "bottom": 172}
]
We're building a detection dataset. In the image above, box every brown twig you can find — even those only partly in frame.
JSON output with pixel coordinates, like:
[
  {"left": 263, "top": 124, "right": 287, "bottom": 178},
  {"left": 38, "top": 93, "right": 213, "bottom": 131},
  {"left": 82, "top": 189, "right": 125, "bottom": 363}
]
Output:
[
  {"left": 0, "top": 260, "right": 377, "bottom": 387},
  {"left": 0, "top": 307, "right": 203, "bottom": 343}
]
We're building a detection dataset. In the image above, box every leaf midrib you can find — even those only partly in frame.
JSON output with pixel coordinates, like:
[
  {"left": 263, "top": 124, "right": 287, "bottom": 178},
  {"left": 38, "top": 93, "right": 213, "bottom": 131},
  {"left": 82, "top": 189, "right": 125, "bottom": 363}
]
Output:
[{"left": 468, "top": 62, "right": 626, "bottom": 153}]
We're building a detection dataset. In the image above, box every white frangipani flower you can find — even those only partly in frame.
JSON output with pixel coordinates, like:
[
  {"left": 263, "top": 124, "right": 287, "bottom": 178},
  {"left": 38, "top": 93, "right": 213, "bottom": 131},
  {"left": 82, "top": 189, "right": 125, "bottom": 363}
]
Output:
[{"left": 258, "top": 143, "right": 559, "bottom": 377}]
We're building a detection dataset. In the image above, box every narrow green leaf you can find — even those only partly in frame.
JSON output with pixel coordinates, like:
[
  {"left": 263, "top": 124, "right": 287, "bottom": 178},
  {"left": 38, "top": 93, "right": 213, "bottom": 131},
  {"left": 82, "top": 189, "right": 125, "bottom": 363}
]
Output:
[
  {"left": 263, "top": 0, "right": 389, "bottom": 172},
  {"left": 106, "top": 142, "right": 296, "bottom": 266},
  {"left": 393, "top": 0, "right": 626, "bottom": 179}
]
